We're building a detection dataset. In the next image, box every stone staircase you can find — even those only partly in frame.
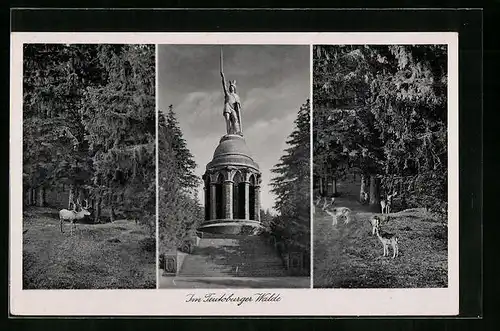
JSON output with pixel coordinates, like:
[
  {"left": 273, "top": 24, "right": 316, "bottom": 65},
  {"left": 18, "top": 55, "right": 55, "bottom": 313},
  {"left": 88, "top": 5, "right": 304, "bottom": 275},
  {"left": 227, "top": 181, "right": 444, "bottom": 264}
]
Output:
[{"left": 178, "top": 234, "right": 288, "bottom": 277}]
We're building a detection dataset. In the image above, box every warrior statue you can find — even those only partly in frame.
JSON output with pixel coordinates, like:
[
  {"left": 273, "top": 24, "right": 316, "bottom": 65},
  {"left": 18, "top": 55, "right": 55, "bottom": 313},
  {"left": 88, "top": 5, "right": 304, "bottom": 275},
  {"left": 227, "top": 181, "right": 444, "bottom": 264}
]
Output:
[{"left": 220, "top": 48, "right": 243, "bottom": 135}]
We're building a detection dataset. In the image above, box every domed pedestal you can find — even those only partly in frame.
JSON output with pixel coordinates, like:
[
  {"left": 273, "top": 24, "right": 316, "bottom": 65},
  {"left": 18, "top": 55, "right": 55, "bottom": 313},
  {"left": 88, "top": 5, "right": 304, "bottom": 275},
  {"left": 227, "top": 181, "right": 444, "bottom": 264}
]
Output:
[{"left": 198, "top": 134, "right": 263, "bottom": 236}]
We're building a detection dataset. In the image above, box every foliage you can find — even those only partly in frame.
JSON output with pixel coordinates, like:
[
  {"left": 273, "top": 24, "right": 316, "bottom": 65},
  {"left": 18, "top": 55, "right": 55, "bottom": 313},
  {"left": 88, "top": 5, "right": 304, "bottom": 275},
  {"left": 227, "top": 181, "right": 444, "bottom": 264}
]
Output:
[
  {"left": 158, "top": 107, "right": 202, "bottom": 253},
  {"left": 270, "top": 99, "right": 311, "bottom": 263},
  {"left": 313, "top": 45, "right": 447, "bottom": 217},
  {"left": 82, "top": 44, "right": 156, "bottom": 231},
  {"left": 23, "top": 45, "right": 100, "bottom": 191}
]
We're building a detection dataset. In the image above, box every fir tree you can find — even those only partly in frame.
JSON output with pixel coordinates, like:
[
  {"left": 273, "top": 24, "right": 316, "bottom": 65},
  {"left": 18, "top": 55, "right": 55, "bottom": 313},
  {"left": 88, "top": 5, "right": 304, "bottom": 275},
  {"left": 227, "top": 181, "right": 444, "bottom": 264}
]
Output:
[
  {"left": 158, "top": 107, "right": 202, "bottom": 253},
  {"left": 270, "top": 99, "right": 311, "bottom": 264},
  {"left": 164, "top": 105, "right": 200, "bottom": 192}
]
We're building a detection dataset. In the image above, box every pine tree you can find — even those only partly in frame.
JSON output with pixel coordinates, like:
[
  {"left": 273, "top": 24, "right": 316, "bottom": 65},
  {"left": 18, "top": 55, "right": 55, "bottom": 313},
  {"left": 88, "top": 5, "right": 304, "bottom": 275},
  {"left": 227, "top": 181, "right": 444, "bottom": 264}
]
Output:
[
  {"left": 165, "top": 105, "right": 199, "bottom": 192},
  {"left": 270, "top": 99, "right": 311, "bottom": 264},
  {"left": 158, "top": 107, "right": 202, "bottom": 253}
]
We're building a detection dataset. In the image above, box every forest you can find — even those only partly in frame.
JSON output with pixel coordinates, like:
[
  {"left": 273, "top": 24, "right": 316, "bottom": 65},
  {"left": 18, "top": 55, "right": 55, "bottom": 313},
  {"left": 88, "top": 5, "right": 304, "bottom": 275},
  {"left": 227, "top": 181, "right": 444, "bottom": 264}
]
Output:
[
  {"left": 24, "top": 44, "right": 156, "bottom": 227},
  {"left": 313, "top": 45, "right": 448, "bottom": 217},
  {"left": 23, "top": 44, "right": 156, "bottom": 289},
  {"left": 313, "top": 45, "right": 449, "bottom": 288}
]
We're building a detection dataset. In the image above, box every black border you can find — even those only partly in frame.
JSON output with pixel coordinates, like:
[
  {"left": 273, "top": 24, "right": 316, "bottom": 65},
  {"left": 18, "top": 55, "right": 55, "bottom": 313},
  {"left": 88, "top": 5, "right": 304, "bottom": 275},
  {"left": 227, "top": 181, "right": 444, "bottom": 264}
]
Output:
[{"left": 8, "top": 8, "right": 483, "bottom": 322}]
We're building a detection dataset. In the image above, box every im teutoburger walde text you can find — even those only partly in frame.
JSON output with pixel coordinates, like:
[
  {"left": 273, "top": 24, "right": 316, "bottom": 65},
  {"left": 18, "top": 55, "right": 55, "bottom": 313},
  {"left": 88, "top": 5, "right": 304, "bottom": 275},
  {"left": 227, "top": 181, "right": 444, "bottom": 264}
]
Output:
[{"left": 185, "top": 292, "right": 282, "bottom": 306}]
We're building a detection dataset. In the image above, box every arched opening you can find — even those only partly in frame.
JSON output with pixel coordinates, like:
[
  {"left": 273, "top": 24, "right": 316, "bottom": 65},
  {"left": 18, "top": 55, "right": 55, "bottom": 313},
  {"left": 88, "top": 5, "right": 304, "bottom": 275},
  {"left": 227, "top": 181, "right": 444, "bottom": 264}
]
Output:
[
  {"left": 215, "top": 173, "right": 224, "bottom": 219},
  {"left": 232, "top": 171, "right": 245, "bottom": 219},
  {"left": 249, "top": 174, "right": 256, "bottom": 220}
]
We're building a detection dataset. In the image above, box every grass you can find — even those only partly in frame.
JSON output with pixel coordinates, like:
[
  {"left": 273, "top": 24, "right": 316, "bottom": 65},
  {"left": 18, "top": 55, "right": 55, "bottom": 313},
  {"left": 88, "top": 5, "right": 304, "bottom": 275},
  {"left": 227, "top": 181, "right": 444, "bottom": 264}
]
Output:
[
  {"left": 313, "top": 180, "right": 448, "bottom": 288},
  {"left": 23, "top": 206, "right": 156, "bottom": 289}
]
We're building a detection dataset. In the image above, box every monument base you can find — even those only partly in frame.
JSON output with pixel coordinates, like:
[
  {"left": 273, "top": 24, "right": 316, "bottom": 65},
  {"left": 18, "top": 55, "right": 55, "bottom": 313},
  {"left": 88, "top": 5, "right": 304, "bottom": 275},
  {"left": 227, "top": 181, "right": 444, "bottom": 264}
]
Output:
[{"left": 197, "top": 219, "right": 264, "bottom": 236}]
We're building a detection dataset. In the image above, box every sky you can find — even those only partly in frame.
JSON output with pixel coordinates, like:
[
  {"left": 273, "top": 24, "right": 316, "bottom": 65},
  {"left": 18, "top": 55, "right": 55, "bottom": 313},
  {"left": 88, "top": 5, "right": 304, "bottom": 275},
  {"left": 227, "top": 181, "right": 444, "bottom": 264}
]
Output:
[{"left": 158, "top": 45, "right": 310, "bottom": 212}]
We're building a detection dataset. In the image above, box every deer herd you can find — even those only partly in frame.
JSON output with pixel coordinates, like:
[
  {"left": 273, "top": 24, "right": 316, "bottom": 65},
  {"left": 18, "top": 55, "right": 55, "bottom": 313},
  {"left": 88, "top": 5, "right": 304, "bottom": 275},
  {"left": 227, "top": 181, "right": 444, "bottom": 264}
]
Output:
[{"left": 314, "top": 191, "right": 400, "bottom": 259}]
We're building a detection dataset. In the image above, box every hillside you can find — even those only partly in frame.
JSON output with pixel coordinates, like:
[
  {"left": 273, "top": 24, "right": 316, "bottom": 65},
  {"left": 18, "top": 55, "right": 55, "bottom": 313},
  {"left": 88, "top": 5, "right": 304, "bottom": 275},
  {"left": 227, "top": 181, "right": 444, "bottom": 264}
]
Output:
[{"left": 313, "top": 185, "right": 448, "bottom": 288}]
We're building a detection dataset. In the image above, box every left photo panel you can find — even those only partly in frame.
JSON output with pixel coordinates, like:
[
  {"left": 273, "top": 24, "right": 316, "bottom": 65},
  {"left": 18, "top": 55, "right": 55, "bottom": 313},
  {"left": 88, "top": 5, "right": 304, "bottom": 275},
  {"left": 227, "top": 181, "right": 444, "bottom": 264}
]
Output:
[{"left": 22, "top": 44, "right": 156, "bottom": 289}]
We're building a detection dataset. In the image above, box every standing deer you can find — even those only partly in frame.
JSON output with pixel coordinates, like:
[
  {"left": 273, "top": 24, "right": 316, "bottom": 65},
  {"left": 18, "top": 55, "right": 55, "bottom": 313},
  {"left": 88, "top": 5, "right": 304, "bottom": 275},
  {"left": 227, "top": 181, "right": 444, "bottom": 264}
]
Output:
[
  {"left": 59, "top": 199, "right": 91, "bottom": 235},
  {"left": 322, "top": 202, "right": 352, "bottom": 226},
  {"left": 380, "top": 192, "right": 397, "bottom": 214},
  {"left": 372, "top": 220, "right": 399, "bottom": 258}
]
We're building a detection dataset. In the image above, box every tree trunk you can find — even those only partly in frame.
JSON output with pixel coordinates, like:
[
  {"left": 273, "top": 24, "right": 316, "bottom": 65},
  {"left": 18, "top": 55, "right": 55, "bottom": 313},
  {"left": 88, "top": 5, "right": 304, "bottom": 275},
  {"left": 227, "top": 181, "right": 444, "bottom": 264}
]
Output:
[
  {"left": 77, "top": 187, "right": 84, "bottom": 207},
  {"left": 360, "top": 174, "right": 369, "bottom": 202},
  {"left": 68, "top": 186, "right": 74, "bottom": 209},
  {"left": 319, "top": 177, "right": 324, "bottom": 196},
  {"left": 26, "top": 187, "right": 32, "bottom": 206},
  {"left": 37, "top": 187, "right": 45, "bottom": 207},
  {"left": 332, "top": 178, "right": 338, "bottom": 196},
  {"left": 32, "top": 188, "right": 37, "bottom": 206},
  {"left": 110, "top": 201, "right": 116, "bottom": 223},
  {"left": 369, "top": 175, "right": 381, "bottom": 208},
  {"left": 94, "top": 197, "right": 101, "bottom": 223}
]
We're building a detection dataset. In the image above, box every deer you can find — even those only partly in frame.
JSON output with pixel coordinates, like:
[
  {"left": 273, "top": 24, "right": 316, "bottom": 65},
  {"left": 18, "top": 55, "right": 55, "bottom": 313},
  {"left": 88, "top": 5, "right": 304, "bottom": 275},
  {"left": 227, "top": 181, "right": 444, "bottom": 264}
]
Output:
[
  {"left": 369, "top": 215, "right": 393, "bottom": 235},
  {"left": 372, "top": 219, "right": 399, "bottom": 258},
  {"left": 322, "top": 201, "right": 352, "bottom": 226},
  {"left": 59, "top": 199, "right": 91, "bottom": 235},
  {"left": 380, "top": 192, "right": 397, "bottom": 214},
  {"left": 313, "top": 196, "right": 335, "bottom": 215},
  {"left": 370, "top": 215, "right": 382, "bottom": 235}
]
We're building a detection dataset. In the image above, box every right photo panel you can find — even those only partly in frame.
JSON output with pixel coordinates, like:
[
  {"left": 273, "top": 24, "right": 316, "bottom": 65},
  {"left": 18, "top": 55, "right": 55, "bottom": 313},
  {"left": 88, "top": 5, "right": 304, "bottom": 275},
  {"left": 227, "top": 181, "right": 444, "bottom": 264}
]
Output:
[{"left": 313, "top": 45, "right": 448, "bottom": 288}]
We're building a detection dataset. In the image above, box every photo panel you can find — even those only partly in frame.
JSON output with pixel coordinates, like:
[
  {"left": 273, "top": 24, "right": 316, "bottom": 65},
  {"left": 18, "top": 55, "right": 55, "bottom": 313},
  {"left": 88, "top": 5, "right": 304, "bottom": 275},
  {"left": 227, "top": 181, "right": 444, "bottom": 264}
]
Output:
[
  {"left": 21, "top": 44, "right": 156, "bottom": 289},
  {"left": 156, "top": 44, "right": 311, "bottom": 289},
  {"left": 312, "top": 44, "right": 451, "bottom": 289}
]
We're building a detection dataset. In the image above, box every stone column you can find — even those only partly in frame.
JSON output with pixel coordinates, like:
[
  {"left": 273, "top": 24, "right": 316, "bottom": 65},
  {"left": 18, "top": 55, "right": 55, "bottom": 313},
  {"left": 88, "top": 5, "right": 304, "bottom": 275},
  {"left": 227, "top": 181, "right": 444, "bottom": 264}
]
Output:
[
  {"left": 244, "top": 181, "right": 250, "bottom": 220},
  {"left": 203, "top": 186, "right": 208, "bottom": 220},
  {"left": 223, "top": 180, "right": 233, "bottom": 219},
  {"left": 210, "top": 183, "right": 217, "bottom": 220},
  {"left": 254, "top": 185, "right": 261, "bottom": 222}
]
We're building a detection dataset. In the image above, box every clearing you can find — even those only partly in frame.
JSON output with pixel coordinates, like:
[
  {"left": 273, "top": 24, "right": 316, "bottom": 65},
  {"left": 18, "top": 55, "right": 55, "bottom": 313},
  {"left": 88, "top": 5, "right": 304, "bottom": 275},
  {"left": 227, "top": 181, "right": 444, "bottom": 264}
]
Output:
[
  {"left": 313, "top": 181, "right": 448, "bottom": 288},
  {"left": 23, "top": 206, "right": 156, "bottom": 289}
]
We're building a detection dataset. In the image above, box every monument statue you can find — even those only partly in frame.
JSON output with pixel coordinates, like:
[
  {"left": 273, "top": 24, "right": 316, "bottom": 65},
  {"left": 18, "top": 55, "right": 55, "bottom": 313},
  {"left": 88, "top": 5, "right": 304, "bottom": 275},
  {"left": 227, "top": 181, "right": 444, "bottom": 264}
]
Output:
[{"left": 220, "top": 48, "right": 243, "bottom": 135}]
